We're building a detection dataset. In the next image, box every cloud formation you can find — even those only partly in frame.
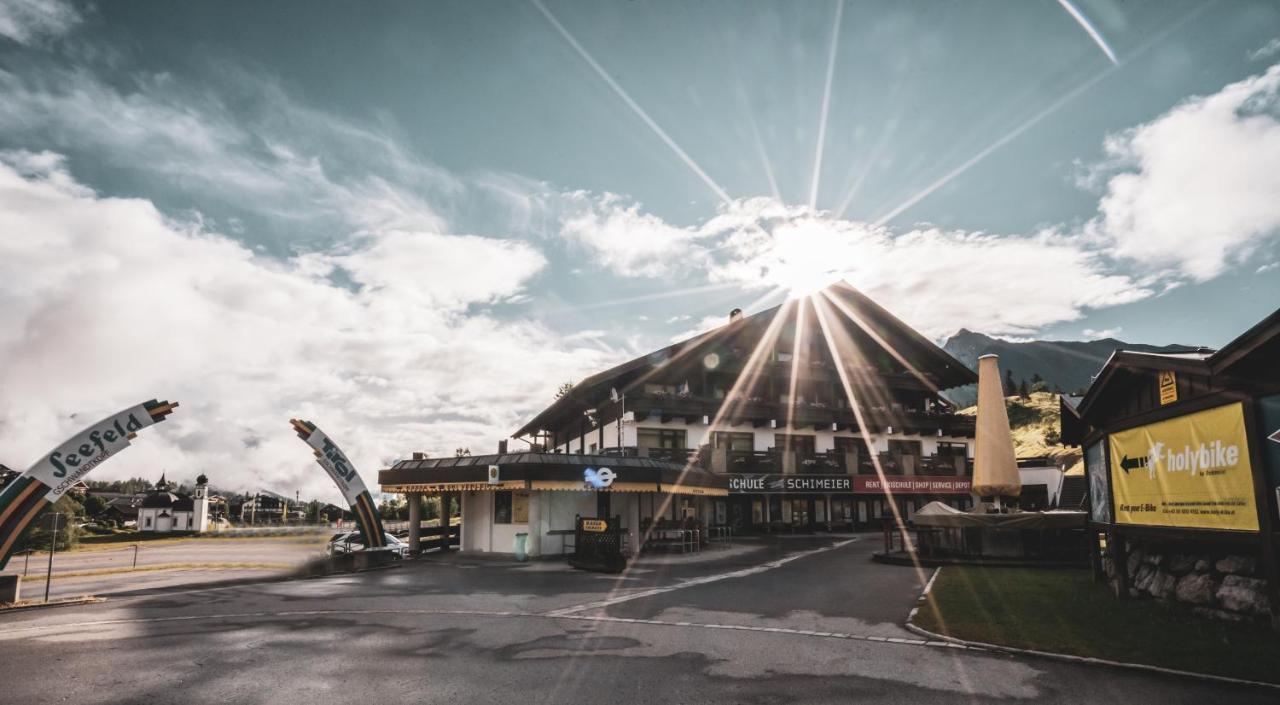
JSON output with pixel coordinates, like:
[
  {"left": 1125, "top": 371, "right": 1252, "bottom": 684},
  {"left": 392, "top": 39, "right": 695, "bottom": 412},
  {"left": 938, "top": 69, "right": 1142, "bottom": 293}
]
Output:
[
  {"left": 1088, "top": 64, "right": 1280, "bottom": 281},
  {"left": 0, "top": 0, "right": 78, "bottom": 46},
  {"left": 0, "top": 153, "right": 612, "bottom": 501}
]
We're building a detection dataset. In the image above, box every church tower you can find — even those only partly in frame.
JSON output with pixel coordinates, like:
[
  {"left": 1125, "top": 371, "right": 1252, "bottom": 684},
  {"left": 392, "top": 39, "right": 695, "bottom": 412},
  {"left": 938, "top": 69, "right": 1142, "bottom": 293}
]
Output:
[{"left": 193, "top": 473, "right": 211, "bottom": 532}]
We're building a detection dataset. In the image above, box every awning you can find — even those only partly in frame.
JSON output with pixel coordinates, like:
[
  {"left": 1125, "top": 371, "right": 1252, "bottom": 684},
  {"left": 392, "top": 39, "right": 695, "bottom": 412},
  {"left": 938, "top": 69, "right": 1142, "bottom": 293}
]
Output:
[
  {"left": 383, "top": 480, "right": 527, "bottom": 494},
  {"left": 379, "top": 451, "right": 727, "bottom": 496}
]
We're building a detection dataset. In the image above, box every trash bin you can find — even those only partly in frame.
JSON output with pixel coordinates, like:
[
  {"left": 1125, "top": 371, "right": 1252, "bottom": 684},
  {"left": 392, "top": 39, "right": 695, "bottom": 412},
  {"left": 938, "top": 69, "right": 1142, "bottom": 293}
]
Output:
[{"left": 514, "top": 532, "right": 529, "bottom": 561}]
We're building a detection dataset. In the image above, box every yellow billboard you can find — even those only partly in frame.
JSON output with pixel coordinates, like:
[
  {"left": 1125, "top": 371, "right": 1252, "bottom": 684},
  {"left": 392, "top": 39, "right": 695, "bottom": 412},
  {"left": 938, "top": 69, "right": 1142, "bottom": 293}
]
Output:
[{"left": 1109, "top": 402, "right": 1258, "bottom": 531}]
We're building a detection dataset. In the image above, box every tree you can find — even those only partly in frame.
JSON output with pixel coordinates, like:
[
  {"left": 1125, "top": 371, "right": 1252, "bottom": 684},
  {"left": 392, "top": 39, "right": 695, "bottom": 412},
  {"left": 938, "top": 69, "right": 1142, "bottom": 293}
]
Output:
[
  {"left": 83, "top": 494, "right": 108, "bottom": 518},
  {"left": 1030, "top": 380, "right": 1049, "bottom": 394},
  {"left": 454, "top": 447, "right": 471, "bottom": 457},
  {"left": 1031, "top": 372, "right": 1043, "bottom": 385},
  {"left": 1018, "top": 379, "right": 1030, "bottom": 399},
  {"left": 554, "top": 381, "right": 575, "bottom": 399},
  {"left": 1003, "top": 368, "right": 1017, "bottom": 397}
]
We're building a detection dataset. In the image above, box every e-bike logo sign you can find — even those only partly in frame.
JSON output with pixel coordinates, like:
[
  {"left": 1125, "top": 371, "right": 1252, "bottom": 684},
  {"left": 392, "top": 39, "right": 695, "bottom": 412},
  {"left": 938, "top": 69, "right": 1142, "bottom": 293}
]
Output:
[{"left": 584, "top": 467, "right": 616, "bottom": 489}]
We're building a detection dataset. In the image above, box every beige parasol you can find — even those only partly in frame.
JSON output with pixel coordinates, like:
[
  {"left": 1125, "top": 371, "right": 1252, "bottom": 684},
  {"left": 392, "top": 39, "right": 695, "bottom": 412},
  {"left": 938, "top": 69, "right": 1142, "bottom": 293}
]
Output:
[{"left": 972, "top": 354, "right": 1021, "bottom": 500}]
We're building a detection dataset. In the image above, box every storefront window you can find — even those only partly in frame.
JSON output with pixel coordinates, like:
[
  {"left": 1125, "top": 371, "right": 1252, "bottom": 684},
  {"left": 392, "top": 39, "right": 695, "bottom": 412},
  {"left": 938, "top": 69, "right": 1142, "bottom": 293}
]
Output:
[{"left": 494, "top": 491, "right": 513, "bottom": 524}]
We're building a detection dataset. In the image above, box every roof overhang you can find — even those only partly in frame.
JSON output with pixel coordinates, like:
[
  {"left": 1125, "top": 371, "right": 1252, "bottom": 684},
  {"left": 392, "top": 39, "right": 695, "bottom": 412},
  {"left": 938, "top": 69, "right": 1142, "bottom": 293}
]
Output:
[{"left": 379, "top": 452, "right": 725, "bottom": 495}]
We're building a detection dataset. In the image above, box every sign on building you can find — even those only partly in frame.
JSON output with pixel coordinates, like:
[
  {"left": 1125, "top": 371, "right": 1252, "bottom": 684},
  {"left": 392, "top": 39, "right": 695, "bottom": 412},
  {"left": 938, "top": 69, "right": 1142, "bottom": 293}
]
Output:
[
  {"left": 1158, "top": 370, "right": 1178, "bottom": 406},
  {"left": 1108, "top": 402, "right": 1258, "bottom": 531},
  {"left": 1085, "top": 440, "right": 1111, "bottom": 523}
]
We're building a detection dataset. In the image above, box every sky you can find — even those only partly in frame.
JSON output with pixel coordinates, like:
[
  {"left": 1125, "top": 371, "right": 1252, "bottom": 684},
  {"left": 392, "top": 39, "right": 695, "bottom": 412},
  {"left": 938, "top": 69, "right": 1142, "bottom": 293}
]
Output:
[{"left": 0, "top": 0, "right": 1278, "bottom": 502}]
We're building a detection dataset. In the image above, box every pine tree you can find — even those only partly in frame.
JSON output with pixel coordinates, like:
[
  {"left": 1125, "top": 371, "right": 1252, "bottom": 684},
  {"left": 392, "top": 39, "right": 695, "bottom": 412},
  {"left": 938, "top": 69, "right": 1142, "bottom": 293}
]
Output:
[{"left": 1004, "top": 368, "right": 1017, "bottom": 397}]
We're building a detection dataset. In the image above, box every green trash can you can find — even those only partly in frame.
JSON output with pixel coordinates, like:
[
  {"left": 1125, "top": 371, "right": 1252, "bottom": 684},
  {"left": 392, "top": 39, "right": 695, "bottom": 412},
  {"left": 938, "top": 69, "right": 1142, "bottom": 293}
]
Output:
[{"left": 514, "top": 532, "right": 529, "bottom": 561}]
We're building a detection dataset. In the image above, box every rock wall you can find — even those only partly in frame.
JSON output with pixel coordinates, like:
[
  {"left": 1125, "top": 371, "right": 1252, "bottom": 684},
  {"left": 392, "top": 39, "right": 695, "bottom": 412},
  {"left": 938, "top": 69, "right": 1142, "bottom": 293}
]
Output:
[{"left": 1103, "top": 539, "right": 1272, "bottom": 622}]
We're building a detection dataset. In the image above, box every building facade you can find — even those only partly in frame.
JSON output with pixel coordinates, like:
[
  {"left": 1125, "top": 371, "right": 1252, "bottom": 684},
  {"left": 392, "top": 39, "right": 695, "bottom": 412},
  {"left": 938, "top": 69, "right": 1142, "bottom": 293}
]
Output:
[
  {"left": 136, "top": 474, "right": 211, "bottom": 533},
  {"left": 513, "top": 283, "right": 978, "bottom": 533}
]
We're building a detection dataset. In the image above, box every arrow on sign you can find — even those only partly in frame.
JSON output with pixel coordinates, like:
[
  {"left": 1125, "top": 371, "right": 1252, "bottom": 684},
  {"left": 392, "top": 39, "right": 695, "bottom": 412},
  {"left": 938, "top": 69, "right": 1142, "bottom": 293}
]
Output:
[
  {"left": 1119, "top": 455, "right": 1148, "bottom": 474},
  {"left": 1268, "top": 428, "right": 1280, "bottom": 444}
]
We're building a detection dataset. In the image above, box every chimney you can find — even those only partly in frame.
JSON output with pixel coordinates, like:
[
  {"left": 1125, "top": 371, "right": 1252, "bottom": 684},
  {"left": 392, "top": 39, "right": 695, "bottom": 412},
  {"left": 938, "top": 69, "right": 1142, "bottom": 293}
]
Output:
[
  {"left": 729, "top": 308, "right": 743, "bottom": 323},
  {"left": 412, "top": 452, "right": 426, "bottom": 460},
  {"left": 498, "top": 439, "right": 508, "bottom": 454}
]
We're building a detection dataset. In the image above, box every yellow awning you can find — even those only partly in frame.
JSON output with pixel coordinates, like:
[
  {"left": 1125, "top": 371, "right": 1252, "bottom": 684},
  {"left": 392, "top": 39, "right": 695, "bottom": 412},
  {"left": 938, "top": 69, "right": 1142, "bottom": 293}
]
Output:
[
  {"left": 386, "top": 480, "right": 526, "bottom": 494},
  {"left": 531, "top": 481, "right": 663, "bottom": 493},
  {"left": 659, "top": 483, "right": 728, "bottom": 497}
]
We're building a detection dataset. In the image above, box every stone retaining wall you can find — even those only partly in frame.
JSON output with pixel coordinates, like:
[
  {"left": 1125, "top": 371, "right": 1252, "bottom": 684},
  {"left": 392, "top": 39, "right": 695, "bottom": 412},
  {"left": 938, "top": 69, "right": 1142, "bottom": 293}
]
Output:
[{"left": 1103, "top": 539, "right": 1272, "bottom": 622}]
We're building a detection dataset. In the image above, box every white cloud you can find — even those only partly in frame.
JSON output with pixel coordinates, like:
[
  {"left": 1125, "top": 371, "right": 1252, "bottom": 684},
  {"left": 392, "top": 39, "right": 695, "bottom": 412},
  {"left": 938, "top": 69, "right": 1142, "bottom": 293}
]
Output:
[
  {"left": 1088, "top": 63, "right": 1280, "bottom": 281},
  {"left": 1249, "top": 38, "right": 1280, "bottom": 62},
  {"left": 559, "top": 192, "right": 712, "bottom": 277},
  {"left": 0, "top": 65, "right": 484, "bottom": 239},
  {"left": 0, "top": 0, "right": 79, "bottom": 45},
  {"left": 1082, "top": 327, "right": 1122, "bottom": 339},
  {"left": 0, "top": 155, "right": 612, "bottom": 502},
  {"left": 567, "top": 195, "right": 1148, "bottom": 338}
]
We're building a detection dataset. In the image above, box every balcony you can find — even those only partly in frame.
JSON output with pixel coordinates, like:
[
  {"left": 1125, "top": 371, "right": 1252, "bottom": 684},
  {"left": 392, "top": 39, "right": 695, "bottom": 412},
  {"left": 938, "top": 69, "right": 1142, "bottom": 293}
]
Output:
[{"left": 624, "top": 392, "right": 974, "bottom": 437}]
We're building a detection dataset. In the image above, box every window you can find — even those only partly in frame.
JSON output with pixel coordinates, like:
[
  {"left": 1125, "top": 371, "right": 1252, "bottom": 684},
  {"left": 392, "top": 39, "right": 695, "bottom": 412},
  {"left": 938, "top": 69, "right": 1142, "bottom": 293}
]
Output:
[
  {"left": 643, "top": 383, "right": 677, "bottom": 395},
  {"left": 713, "top": 431, "right": 754, "bottom": 451},
  {"left": 833, "top": 437, "right": 861, "bottom": 454},
  {"left": 888, "top": 439, "right": 922, "bottom": 457},
  {"left": 494, "top": 491, "right": 513, "bottom": 524},
  {"left": 638, "top": 428, "right": 686, "bottom": 450},
  {"left": 776, "top": 351, "right": 793, "bottom": 363},
  {"left": 774, "top": 433, "right": 816, "bottom": 456},
  {"left": 144, "top": 517, "right": 152, "bottom": 528}
]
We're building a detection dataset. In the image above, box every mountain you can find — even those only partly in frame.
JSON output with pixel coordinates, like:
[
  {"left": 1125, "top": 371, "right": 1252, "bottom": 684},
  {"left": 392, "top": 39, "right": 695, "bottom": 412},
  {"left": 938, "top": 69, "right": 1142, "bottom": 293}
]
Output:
[
  {"left": 940, "top": 329, "right": 1203, "bottom": 407},
  {"left": 957, "top": 392, "right": 1077, "bottom": 462}
]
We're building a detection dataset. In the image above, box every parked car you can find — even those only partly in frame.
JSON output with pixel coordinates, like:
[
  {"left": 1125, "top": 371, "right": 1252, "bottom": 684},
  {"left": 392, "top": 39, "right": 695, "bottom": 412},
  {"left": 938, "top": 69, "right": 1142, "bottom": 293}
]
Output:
[{"left": 327, "top": 531, "right": 408, "bottom": 558}]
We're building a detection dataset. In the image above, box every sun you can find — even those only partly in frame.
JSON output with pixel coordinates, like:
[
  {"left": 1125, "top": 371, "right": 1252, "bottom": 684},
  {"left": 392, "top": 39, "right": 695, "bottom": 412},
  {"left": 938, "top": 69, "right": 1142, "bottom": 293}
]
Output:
[{"left": 759, "top": 223, "right": 845, "bottom": 298}]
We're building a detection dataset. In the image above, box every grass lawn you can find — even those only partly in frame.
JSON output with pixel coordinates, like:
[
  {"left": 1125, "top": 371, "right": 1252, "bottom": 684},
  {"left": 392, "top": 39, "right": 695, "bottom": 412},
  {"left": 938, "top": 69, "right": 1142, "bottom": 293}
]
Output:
[{"left": 914, "top": 566, "right": 1280, "bottom": 684}]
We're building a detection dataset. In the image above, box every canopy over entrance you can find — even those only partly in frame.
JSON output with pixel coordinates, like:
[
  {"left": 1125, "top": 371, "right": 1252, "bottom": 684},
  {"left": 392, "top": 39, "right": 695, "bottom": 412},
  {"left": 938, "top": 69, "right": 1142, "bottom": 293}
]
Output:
[{"left": 379, "top": 452, "right": 727, "bottom": 496}]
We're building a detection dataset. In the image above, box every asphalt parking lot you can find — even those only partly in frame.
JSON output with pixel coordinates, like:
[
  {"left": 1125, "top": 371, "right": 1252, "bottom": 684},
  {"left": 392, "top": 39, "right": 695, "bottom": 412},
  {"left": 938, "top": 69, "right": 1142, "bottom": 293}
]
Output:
[{"left": 1, "top": 535, "right": 1275, "bottom": 704}]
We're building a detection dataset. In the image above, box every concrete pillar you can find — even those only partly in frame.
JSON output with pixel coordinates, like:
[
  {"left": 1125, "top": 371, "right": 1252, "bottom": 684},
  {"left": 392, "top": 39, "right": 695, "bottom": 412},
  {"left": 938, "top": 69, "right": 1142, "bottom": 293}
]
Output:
[
  {"left": 407, "top": 492, "right": 421, "bottom": 553},
  {"left": 527, "top": 491, "right": 542, "bottom": 558},
  {"left": 0, "top": 575, "right": 19, "bottom": 603}
]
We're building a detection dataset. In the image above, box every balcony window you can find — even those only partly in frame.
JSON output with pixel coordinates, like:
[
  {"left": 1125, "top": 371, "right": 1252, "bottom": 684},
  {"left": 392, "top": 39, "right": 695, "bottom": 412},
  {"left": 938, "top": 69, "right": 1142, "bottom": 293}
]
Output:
[
  {"left": 713, "top": 431, "right": 754, "bottom": 451},
  {"left": 643, "top": 383, "right": 678, "bottom": 396},
  {"left": 776, "top": 351, "right": 793, "bottom": 363},
  {"left": 774, "top": 433, "right": 816, "bottom": 457},
  {"left": 638, "top": 428, "right": 687, "bottom": 450}
]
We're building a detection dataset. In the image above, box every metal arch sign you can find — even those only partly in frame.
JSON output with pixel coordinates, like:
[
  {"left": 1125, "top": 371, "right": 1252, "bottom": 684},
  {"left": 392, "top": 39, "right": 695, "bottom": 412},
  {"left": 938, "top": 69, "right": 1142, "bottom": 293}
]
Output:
[
  {"left": 0, "top": 399, "right": 178, "bottom": 569},
  {"left": 290, "top": 419, "right": 385, "bottom": 548}
]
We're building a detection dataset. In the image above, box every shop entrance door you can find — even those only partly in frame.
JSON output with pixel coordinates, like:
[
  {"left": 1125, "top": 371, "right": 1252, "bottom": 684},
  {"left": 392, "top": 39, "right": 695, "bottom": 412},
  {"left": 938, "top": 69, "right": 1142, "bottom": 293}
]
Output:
[{"left": 788, "top": 498, "right": 814, "bottom": 532}]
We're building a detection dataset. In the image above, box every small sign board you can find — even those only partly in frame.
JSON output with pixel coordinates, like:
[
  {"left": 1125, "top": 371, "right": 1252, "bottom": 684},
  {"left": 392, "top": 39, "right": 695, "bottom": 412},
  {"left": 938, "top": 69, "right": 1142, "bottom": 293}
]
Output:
[
  {"left": 570, "top": 515, "right": 625, "bottom": 573},
  {"left": 1158, "top": 370, "right": 1178, "bottom": 405},
  {"left": 487, "top": 465, "right": 500, "bottom": 485}
]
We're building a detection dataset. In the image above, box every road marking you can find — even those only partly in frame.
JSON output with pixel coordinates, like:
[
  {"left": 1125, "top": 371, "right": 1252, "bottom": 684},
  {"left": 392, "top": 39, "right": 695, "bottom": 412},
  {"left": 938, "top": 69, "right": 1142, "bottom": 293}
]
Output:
[
  {"left": 0, "top": 606, "right": 979, "bottom": 652},
  {"left": 544, "top": 538, "right": 859, "bottom": 617}
]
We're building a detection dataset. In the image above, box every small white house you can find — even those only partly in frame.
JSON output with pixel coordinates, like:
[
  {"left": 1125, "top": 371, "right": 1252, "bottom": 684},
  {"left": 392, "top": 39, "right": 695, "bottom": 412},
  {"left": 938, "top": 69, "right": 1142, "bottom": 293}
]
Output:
[{"left": 137, "top": 474, "right": 211, "bottom": 533}]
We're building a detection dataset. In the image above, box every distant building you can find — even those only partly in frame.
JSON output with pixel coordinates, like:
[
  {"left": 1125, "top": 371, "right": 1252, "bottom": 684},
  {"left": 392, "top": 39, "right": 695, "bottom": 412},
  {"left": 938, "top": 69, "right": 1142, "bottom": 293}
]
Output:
[{"left": 137, "top": 474, "right": 211, "bottom": 533}]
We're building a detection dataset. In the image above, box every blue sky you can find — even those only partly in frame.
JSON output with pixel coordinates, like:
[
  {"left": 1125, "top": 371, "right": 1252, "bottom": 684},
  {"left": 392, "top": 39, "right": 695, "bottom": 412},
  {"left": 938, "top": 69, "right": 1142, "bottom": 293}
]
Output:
[{"left": 1, "top": 0, "right": 1278, "bottom": 497}]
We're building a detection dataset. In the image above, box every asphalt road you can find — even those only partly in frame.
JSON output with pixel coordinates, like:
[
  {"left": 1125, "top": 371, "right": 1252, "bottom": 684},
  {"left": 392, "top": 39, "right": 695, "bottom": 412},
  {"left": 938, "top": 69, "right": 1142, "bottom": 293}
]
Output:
[{"left": 1, "top": 536, "right": 1275, "bottom": 704}]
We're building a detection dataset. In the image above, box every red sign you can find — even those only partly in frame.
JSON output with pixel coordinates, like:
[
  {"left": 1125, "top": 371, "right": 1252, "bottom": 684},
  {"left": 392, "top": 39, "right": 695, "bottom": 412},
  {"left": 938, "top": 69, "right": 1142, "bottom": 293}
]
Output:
[{"left": 852, "top": 476, "right": 972, "bottom": 494}]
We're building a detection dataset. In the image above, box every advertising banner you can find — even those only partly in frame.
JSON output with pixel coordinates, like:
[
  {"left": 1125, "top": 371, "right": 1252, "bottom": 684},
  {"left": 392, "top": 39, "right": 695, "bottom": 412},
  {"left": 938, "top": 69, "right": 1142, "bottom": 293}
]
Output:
[
  {"left": 1086, "top": 440, "right": 1111, "bottom": 523},
  {"left": 727, "top": 474, "right": 970, "bottom": 494},
  {"left": 1259, "top": 394, "right": 1280, "bottom": 521},
  {"left": 0, "top": 399, "right": 177, "bottom": 569},
  {"left": 1109, "top": 402, "right": 1258, "bottom": 531},
  {"left": 291, "top": 419, "right": 385, "bottom": 548}
]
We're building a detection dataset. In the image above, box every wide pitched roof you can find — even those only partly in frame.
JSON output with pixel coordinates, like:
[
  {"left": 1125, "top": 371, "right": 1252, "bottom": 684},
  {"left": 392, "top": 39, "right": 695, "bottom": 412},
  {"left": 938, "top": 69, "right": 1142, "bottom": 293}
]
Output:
[{"left": 512, "top": 281, "right": 976, "bottom": 438}]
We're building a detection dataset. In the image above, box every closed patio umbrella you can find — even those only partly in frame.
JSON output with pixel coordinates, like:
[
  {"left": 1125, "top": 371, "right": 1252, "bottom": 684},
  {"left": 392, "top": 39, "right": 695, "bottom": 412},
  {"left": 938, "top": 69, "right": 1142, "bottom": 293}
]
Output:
[{"left": 972, "top": 354, "right": 1021, "bottom": 507}]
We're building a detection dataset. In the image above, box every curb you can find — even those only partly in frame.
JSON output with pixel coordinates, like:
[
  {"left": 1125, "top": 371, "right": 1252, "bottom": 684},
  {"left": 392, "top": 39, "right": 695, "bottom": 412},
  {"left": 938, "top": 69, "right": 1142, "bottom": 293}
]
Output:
[
  {"left": 0, "top": 596, "right": 106, "bottom": 613},
  {"left": 904, "top": 567, "right": 1280, "bottom": 692}
]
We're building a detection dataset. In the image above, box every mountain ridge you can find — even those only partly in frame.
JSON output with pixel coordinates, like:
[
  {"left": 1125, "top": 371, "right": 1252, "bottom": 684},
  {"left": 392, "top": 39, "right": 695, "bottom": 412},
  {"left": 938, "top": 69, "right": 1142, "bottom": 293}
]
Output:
[{"left": 940, "top": 329, "right": 1204, "bottom": 407}]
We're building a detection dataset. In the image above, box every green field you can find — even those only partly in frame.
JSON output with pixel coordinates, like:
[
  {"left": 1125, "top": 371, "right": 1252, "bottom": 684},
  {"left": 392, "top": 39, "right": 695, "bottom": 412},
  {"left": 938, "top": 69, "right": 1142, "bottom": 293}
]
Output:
[{"left": 914, "top": 566, "right": 1280, "bottom": 684}]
